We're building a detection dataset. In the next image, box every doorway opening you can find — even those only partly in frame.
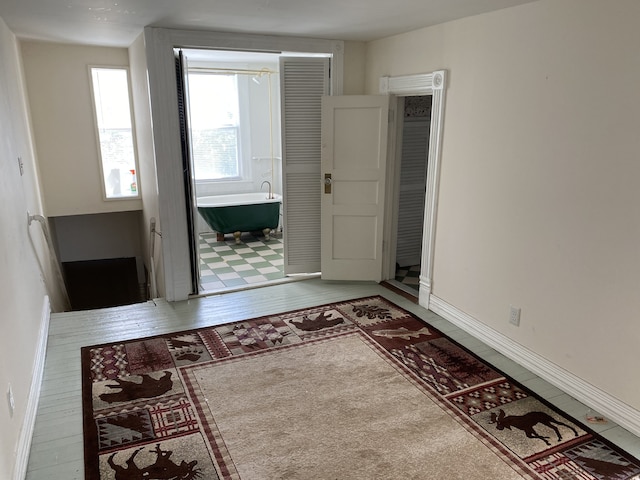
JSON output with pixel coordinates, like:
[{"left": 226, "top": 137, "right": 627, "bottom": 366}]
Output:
[
  {"left": 180, "top": 49, "right": 284, "bottom": 293},
  {"left": 390, "top": 95, "right": 432, "bottom": 297},
  {"left": 178, "top": 48, "right": 330, "bottom": 294}
]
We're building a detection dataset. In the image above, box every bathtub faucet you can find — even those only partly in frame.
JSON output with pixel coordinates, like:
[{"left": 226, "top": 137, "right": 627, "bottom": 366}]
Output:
[{"left": 261, "top": 180, "right": 273, "bottom": 199}]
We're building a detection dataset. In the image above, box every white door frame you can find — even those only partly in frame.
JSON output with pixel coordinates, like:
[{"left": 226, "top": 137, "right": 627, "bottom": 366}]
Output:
[
  {"left": 143, "top": 26, "right": 344, "bottom": 301},
  {"left": 380, "top": 70, "right": 447, "bottom": 310}
]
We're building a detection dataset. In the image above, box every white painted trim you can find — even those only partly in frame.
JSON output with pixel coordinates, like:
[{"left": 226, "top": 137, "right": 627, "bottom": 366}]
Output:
[
  {"left": 379, "top": 70, "right": 447, "bottom": 309},
  {"left": 144, "top": 27, "right": 345, "bottom": 301},
  {"left": 380, "top": 71, "right": 445, "bottom": 96},
  {"left": 14, "top": 296, "right": 50, "bottom": 480},
  {"left": 428, "top": 294, "right": 640, "bottom": 438},
  {"left": 381, "top": 97, "right": 404, "bottom": 281}
]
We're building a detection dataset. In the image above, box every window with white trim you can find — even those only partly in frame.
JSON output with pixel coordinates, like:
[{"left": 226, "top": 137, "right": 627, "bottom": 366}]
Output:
[
  {"left": 187, "top": 72, "right": 242, "bottom": 180},
  {"left": 90, "top": 67, "right": 139, "bottom": 199}
]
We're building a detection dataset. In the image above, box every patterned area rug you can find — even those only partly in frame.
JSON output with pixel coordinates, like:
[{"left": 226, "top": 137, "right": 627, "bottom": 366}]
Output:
[{"left": 81, "top": 296, "right": 640, "bottom": 479}]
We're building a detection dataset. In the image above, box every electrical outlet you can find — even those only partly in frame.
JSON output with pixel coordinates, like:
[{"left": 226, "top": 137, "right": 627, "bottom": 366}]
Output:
[
  {"left": 509, "top": 306, "right": 521, "bottom": 326},
  {"left": 7, "top": 383, "right": 15, "bottom": 417}
]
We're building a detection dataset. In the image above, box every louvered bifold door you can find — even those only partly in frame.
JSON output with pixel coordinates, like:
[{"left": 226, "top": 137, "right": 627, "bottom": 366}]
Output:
[
  {"left": 396, "top": 117, "right": 430, "bottom": 267},
  {"left": 175, "top": 50, "right": 201, "bottom": 294},
  {"left": 280, "top": 57, "right": 330, "bottom": 274}
]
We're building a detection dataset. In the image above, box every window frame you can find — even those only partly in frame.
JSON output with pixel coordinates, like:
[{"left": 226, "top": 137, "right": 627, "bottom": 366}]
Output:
[
  {"left": 88, "top": 65, "right": 141, "bottom": 201},
  {"left": 186, "top": 67, "right": 253, "bottom": 186}
]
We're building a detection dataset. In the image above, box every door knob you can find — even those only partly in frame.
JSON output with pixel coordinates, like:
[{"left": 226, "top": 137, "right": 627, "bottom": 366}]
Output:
[{"left": 324, "top": 173, "right": 332, "bottom": 193}]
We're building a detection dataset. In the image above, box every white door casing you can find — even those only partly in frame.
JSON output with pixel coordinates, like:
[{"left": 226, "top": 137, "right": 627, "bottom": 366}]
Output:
[
  {"left": 320, "top": 95, "right": 392, "bottom": 281},
  {"left": 380, "top": 70, "right": 447, "bottom": 309}
]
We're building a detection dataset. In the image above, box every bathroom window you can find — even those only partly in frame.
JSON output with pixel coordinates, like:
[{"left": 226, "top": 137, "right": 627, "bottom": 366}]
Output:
[
  {"left": 187, "top": 72, "right": 242, "bottom": 180},
  {"left": 90, "top": 67, "right": 139, "bottom": 199}
]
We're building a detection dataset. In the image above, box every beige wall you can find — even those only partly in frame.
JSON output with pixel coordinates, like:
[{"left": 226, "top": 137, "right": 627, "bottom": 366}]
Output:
[
  {"left": 20, "top": 41, "right": 142, "bottom": 216},
  {"left": 0, "top": 18, "right": 65, "bottom": 478},
  {"left": 343, "top": 41, "right": 366, "bottom": 95},
  {"left": 366, "top": 0, "right": 640, "bottom": 410}
]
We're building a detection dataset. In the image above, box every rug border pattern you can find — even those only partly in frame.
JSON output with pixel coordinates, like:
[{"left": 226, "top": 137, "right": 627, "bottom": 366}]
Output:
[{"left": 81, "top": 295, "right": 640, "bottom": 480}]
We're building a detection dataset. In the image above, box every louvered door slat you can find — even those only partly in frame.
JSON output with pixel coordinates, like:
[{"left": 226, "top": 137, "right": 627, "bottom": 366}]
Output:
[
  {"left": 280, "top": 58, "right": 330, "bottom": 273},
  {"left": 397, "top": 117, "right": 429, "bottom": 267}
]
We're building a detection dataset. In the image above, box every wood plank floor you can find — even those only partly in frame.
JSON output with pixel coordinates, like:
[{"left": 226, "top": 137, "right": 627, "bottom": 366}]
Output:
[{"left": 25, "top": 279, "right": 640, "bottom": 478}]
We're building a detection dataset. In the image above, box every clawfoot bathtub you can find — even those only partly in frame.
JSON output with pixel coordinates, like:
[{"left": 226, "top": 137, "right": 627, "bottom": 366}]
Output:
[{"left": 197, "top": 192, "right": 281, "bottom": 244}]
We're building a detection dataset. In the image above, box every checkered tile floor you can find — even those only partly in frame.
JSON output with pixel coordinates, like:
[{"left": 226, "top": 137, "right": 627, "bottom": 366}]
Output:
[
  {"left": 394, "top": 265, "right": 421, "bottom": 292},
  {"left": 199, "top": 232, "right": 421, "bottom": 293},
  {"left": 199, "top": 232, "right": 284, "bottom": 291}
]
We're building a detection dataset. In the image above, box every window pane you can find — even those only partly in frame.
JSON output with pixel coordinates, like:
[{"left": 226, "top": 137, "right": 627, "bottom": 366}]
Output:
[
  {"left": 191, "top": 126, "right": 239, "bottom": 179},
  {"left": 187, "top": 73, "right": 240, "bottom": 180},
  {"left": 91, "top": 68, "right": 138, "bottom": 198}
]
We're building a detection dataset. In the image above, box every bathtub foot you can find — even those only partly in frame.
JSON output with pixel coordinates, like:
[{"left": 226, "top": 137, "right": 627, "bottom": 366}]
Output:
[
  {"left": 216, "top": 233, "right": 225, "bottom": 242},
  {"left": 233, "top": 231, "right": 242, "bottom": 244},
  {"left": 263, "top": 228, "right": 272, "bottom": 241}
]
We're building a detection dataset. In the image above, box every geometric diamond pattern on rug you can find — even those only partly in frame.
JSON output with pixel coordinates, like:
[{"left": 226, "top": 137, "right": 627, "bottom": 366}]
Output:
[
  {"left": 90, "top": 344, "right": 129, "bottom": 381},
  {"left": 413, "top": 337, "right": 503, "bottom": 387},
  {"left": 390, "top": 344, "right": 469, "bottom": 395},
  {"left": 215, "top": 316, "right": 301, "bottom": 355},
  {"left": 529, "top": 452, "right": 598, "bottom": 479},
  {"left": 199, "top": 232, "right": 284, "bottom": 291},
  {"left": 388, "top": 336, "right": 503, "bottom": 397},
  {"left": 197, "top": 328, "right": 232, "bottom": 360},
  {"left": 448, "top": 379, "right": 529, "bottom": 415},
  {"left": 97, "top": 410, "right": 155, "bottom": 450},
  {"left": 148, "top": 396, "right": 199, "bottom": 438},
  {"left": 81, "top": 296, "right": 640, "bottom": 480},
  {"left": 563, "top": 440, "right": 640, "bottom": 480}
]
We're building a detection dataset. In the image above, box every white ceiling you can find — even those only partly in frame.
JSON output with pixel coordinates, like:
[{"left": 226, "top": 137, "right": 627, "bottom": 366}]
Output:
[{"left": 0, "top": 0, "right": 538, "bottom": 48}]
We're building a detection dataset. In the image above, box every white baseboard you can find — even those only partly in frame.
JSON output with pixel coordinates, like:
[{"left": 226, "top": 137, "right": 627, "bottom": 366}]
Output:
[
  {"left": 14, "top": 295, "right": 50, "bottom": 480},
  {"left": 428, "top": 294, "right": 640, "bottom": 438}
]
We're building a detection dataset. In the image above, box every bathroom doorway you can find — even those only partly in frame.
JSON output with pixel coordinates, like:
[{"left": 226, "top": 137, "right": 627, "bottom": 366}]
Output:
[
  {"left": 177, "top": 48, "right": 286, "bottom": 293},
  {"left": 391, "top": 95, "right": 432, "bottom": 296},
  {"left": 178, "top": 48, "right": 332, "bottom": 294}
]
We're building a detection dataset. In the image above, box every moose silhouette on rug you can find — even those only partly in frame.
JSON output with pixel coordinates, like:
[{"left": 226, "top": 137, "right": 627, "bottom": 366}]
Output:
[
  {"left": 99, "top": 371, "right": 173, "bottom": 404},
  {"left": 108, "top": 444, "right": 202, "bottom": 480},
  {"left": 82, "top": 297, "right": 640, "bottom": 480},
  {"left": 489, "top": 409, "right": 579, "bottom": 446}
]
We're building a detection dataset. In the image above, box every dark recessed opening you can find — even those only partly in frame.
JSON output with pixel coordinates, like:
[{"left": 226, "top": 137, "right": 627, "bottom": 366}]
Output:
[{"left": 63, "top": 257, "right": 146, "bottom": 311}]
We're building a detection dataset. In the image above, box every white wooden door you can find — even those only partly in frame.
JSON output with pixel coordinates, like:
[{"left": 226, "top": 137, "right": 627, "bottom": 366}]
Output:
[{"left": 320, "top": 95, "right": 391, "bottom": 281}]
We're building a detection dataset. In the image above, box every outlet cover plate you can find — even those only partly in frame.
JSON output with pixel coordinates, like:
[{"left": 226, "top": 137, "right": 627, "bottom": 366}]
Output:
[{"left": 509, "top": 306, "right": 521, "bottom": 326}]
